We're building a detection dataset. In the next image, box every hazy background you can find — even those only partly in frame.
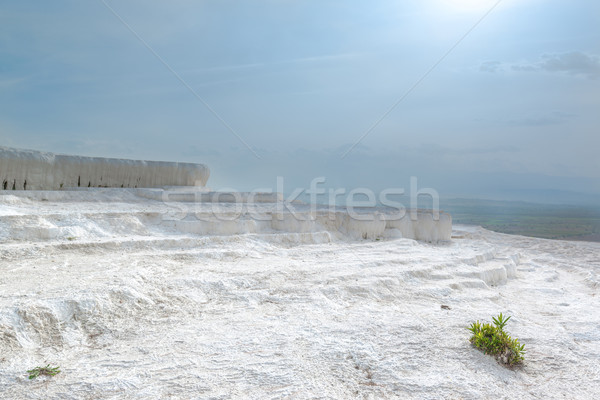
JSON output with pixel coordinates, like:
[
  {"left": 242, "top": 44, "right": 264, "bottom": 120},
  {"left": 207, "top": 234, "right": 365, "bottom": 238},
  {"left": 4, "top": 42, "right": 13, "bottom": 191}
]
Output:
[{"left": 1, "top": 0, "right": 599, "bottom": 204}]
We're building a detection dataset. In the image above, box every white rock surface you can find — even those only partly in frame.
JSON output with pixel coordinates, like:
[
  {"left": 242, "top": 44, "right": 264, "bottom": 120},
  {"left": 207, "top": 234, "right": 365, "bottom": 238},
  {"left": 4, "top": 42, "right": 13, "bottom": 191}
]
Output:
[
  {"left": 0, "top": 189, "right": 451, "bottom": 242},
  {"left": 1, "top": 190, "right": 598, "bottom": 399},
  {"left": 0, "top": 147, "right": 210, "bottom": 190}
]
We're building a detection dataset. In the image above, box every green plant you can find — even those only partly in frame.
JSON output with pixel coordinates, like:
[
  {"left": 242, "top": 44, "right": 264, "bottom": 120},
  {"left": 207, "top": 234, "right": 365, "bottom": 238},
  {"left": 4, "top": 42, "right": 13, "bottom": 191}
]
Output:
[
  {"left": 27, "top": 364, "right": 61, "bottom": 380},
  {"left": 468, "top": 313, "right": 525, "bottom": 366}
]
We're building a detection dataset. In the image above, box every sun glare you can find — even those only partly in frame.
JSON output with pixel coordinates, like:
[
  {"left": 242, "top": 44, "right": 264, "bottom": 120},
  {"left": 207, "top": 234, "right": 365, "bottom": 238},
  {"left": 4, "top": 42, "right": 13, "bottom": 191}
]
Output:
[{"left": 442, "top": 0, "right": 500, "bottom": 13}]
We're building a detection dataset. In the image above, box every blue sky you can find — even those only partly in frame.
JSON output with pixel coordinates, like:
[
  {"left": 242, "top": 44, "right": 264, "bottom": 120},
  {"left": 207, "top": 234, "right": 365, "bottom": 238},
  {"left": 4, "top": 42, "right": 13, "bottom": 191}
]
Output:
[{"left": 1, "top": 0, "right": 599, "bottom": 202}]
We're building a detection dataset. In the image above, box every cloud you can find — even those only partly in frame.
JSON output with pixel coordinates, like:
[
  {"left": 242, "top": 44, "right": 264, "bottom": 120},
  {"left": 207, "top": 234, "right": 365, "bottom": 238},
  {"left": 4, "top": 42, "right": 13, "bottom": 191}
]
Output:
[
  {"left": 479, "top": 61, "right": 502, "bottom": 73},
  {"left": 0, "top": 77, "right": 27, "bottom": 88},
  {"left": 417, "top": 144, "right": 518, "bottom": 156},
  {"left": 510, "top": 64, "right": 536, "bottom": 72},
  {"left": 183, "top": 52, "right": 361, "bottom": 75},
  {"left": 511, "top": 51, "right": 600, "bottom": 79},
  {"left": 507, "top": 111, "right": 575, "bottom": 127}
]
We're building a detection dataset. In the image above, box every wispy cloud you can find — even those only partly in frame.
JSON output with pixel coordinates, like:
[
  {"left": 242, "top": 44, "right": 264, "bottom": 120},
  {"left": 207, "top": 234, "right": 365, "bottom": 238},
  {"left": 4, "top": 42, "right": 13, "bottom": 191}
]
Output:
[
  {"left": 479, "top": 61, "right": 502, "bottom": 73},
  {"left": 183, "top": 52, "right": 362, "bottom": 75},
  {"left": 507, "top": 111, "right": 575, "bottom": 127},
  {"left": 288, "top": 52, "right": 361, "bottom": 64},
  {"left": 512, "top": 51, "right": 600, "bottom": 79},
  {"left": 479, "top": 51, "right": 600, "bottom": 79},
  {"left": 0, "top": 77, "right": 27, "bottom": 88},
  {"left": 417, "top": 144, "right": 518, "bottom": 156}
]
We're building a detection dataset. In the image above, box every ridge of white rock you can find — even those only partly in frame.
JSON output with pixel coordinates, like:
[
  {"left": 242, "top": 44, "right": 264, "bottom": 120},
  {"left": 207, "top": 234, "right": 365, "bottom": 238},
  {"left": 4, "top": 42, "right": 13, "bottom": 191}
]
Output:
[
  {"left": 0, "top": 189, "right": 452, "bottom": 243},
  {"left": 0, "top": 146, "right": 210, "bottom": 190}
]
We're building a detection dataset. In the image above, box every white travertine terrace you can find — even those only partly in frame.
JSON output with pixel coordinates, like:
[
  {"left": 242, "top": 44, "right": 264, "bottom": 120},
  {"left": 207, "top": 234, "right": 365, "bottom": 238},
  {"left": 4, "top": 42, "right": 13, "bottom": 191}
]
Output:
[
  {"left": 0, "top": 146, "right": 210, "bottom": 190},
  {"left": 1, "top": 186, "right": 597, "bottom": 399},
  {"left": 0, "top": 147, "right": 451, "bottom": 242}
]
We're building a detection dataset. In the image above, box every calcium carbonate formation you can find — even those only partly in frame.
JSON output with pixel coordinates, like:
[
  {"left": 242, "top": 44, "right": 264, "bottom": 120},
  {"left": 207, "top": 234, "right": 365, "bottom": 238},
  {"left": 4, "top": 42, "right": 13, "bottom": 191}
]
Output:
[
  {"left": 0, "top": 146, "right": 210, "bottom": 190},
  {"left": 0, "top": 146, "right": 452, "bottom": 242}
]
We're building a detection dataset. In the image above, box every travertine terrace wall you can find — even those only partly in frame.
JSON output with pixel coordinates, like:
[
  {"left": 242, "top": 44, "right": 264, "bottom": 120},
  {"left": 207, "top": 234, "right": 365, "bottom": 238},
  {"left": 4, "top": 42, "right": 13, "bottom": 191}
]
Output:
[{"left": 0, "top": 147, "right": 210, "bottom": 190}]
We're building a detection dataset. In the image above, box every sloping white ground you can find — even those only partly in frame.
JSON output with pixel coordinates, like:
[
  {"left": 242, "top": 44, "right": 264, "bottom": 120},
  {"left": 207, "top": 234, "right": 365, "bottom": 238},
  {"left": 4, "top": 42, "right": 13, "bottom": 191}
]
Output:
[
  {"left": 0, "top": 147, "right": 210, "bottom": 190},
  {"left": 0, "top": 191, "right": 599, "bottom": 399}
]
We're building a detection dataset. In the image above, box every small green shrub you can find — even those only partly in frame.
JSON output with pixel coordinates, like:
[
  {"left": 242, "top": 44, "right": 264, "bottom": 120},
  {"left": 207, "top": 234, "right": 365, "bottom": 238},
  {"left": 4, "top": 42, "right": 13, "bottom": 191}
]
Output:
[
  {"left": 27, "top": 364, "right": 61, "bottom": 380},
  {"left": 468, "top": 313, "right": 525, "bottom": 366}
]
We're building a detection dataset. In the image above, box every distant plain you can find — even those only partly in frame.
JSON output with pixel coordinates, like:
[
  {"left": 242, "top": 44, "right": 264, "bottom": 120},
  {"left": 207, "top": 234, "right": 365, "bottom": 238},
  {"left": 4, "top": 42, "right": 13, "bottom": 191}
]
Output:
[{"left": 442, "top": 198, "right": 600, "bottom": 242}]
